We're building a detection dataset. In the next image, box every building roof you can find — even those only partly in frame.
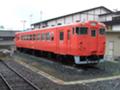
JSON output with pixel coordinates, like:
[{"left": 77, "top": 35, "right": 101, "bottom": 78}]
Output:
[
  {"left": 0, "top": 30, "right": 19, "bottom": 37},
  {"left": 103, "top": 20, "right": 120, "bottom": 25},
  {"left": 106, "top": 30, "right": 120, "bottom": 33},
  {"left": 99, "top": 11, "right": 120, "bottom": 16},
  {"left": 99, "top": 12, "right": 113, "bottom": 16},
  {"left": 32, "top": 6, "right": 113, "bottom": 25},
  {"left": 0, "top": 30, "right": 19, "bottom": 32}
]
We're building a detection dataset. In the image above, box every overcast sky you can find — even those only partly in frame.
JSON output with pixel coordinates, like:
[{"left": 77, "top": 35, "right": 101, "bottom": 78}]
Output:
[{"left": 0, "top": 0, "right": 119, "bottom": 30}]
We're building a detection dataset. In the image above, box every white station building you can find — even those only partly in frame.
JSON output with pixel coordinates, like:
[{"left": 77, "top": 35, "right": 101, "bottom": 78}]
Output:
[{"left": 32, "top": 6, "right": 120, "bottom": 60}]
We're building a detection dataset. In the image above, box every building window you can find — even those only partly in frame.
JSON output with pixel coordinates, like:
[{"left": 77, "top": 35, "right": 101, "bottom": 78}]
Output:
[
  {"left": 60, "top": 31, "right": 64, "bottom": 40},
  {"left": 99, "top": 28, "right": 105, "bottom": 35},
  {"left": 0, "top": 37, "right": 14, "bottom": 41},
  {"left": 107, "top": 25, "right": 112, "bottom": 31}
]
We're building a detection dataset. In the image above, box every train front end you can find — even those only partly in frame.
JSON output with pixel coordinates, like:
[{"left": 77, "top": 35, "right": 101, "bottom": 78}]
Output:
[{"left": 74, "top": 21, "right": 106, "bottom": 64}]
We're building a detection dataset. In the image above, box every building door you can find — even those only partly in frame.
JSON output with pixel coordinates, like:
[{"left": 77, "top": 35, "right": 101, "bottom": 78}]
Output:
[{"left": 108, "top": 41, "right": 114, "bottom": 56}]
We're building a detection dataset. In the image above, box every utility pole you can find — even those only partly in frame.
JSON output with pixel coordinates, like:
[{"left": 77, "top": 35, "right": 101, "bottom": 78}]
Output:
[
  {"left": 29, "top": 14, "right": 33, "bottom": 29},
  {"left": 40, "top": 11, "right": 43, "bottom": 21},
  {"left": 21, "top": 20, "right": 26, "bottom": 31}
]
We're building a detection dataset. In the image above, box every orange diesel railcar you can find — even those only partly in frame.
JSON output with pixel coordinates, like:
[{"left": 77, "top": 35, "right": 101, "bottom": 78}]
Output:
[{"left": 15, "top": 21, "right": 106, "bottom": 64}]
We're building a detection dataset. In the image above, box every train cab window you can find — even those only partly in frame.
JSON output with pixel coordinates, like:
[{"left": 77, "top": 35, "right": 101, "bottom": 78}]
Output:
[
  {"left": 99, "top": 28, "right": 105, "bottom": 35},
  {"left": 60, "top": 31, "right": 64, "bottom": 40},
  {"left": 91, "top": 30, "right": 96, "bottom": 37},
  {"left": 76, "top": 27, "right": 88, "bottom": 35},
  {"left": 76, "top": 27, "right": 80, "bottom": 34}
]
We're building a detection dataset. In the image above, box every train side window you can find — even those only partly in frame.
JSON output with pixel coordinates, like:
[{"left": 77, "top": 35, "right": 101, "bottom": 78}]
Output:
[
  {"left": 26, "top": 35, "right": 28, "bottom": 40},
  {"left": 51, "top": 32, "right": 54, "bottom": 41},
  {"left": 45, "top": 33, "right": 48, "bottom": 40},
  {"left": 38, "top": 34, "right": 41, "bottom": 40},
  {"left": 24, "top": 35, "right": 25, "bottom": 40},
  {"left": 41, "top": 33, "right": 45, "bottom": 40},
  {"left": 68, "top": 30, "right": 70, "bottom": 40},
  {"left": 25, "top": 35, "right": 27, "bottom": 40},
  {"left": 24, "top": 35, "right": 26, "bottom": 40},
  {"left": 27, "top": 35, "right": 29, "bottom": 40},
  {"left": 60, "top": 31, "right": 64, "bottom": 40},
  {"left": 28, "top": 35, "right": 30, "bottom": 40},
  {"left": 23, "top": 35, "right": 24, "bottom": 40},
  {"left": 48, "top": 33, "right": 51, "bottom": 40},
  {"left": 46, "top": 32, "right": 50, "bottom": 40},
  {"left": 20, "top": 36, "right": 22, "bottom": 40},
  {"left": 30, "top": 35, "right": 32, "bottom": 40},
  {"left": 21, "top": 36, "right": 23, "bottom": 40},
  {"left": 33, "top": 34, "right": 36, "bottom": 40},
  {"left": 91, "top": 30, "right": 96, "bottom": 37}
]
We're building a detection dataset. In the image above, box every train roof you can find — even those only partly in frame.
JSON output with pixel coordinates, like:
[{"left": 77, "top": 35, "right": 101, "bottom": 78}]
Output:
[
  {"left": 16, "top": 21, "right": 105, "bottom": 35},
  {"left": 16, "top": 22, "right": 82, "bottom": 34}
]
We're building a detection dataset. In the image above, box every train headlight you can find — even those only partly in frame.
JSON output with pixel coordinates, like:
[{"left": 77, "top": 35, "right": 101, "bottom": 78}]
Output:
[{"left": 91, "top": 22, "right": 97, "bottom": 26}]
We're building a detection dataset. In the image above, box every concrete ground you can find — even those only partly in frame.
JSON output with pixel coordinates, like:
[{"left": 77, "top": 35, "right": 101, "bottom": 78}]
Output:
[{"left": 3, "top": 52, "right": 120, "bottom": 90}]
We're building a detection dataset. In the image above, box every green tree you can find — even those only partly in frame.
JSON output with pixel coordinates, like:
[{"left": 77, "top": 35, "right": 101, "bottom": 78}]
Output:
[{"left": 0, "top": 25, "right": 4, "bottom": 29}]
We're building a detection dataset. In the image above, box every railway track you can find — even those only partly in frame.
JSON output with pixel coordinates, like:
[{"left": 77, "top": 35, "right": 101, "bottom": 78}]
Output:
[
  {"left": 0, "top": 60, "right": 41, "bottom": 90},
  {"left": 0, "top": 73, "right": 12, "bottom": 90}
]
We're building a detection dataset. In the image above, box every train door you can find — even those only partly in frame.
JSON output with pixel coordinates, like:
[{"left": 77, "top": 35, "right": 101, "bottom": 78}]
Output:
[
  {"left": 58, "top": 28, "right": 66, "bottom": 54},
  {"left": 90, "top": 29, "right": 98, "bottom": 53},
  {"left": 108, "top": 41, "right": 114, "bottom": 58},
  {"left": 67, "top": 29, "right": 71, "bottom": 53}
]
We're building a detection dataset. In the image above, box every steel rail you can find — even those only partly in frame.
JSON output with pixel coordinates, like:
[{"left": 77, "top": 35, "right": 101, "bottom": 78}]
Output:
[
  {"left": 1, "top": 61, "right": 41, "bottom": 90},
  {"left": 0, "top": 73, "right": 13, "bottom": 90}
]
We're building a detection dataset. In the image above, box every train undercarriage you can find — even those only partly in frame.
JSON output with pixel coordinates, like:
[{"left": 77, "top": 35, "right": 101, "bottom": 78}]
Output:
[{"left": 16, "top": 47, "right": 104, "bottom": 65}]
